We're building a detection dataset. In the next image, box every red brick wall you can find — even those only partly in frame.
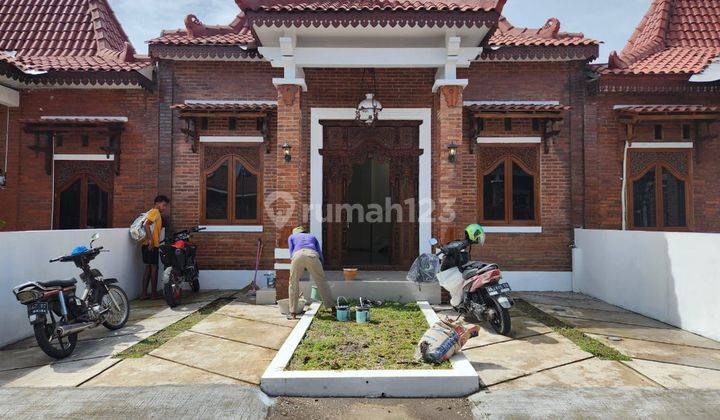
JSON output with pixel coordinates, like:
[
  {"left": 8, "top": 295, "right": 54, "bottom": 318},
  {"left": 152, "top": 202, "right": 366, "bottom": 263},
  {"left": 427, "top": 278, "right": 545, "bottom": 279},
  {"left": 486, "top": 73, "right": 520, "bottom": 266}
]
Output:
[
  {"left": 0, "top": 89, "right": 158, "bottom": 231},
  {"left": 0, "top": 105, "right": 20, "bottom": 230},
  {"left": 585, "top": 84, "right": 720, "bottom": 232}
]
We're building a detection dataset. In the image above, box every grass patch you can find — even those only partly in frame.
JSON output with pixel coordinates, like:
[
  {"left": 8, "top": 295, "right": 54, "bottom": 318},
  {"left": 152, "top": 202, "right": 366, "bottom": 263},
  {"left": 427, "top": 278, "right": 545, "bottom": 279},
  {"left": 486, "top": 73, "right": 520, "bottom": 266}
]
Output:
[
  {"left": 115, "top": 296, "right": 235, "bottom": 359},
  {"left": 288, "top": 302, "right": 452, "bottom": 371},
  {"left": 515, "top": 299, "right": 631, "bottom": 361}
]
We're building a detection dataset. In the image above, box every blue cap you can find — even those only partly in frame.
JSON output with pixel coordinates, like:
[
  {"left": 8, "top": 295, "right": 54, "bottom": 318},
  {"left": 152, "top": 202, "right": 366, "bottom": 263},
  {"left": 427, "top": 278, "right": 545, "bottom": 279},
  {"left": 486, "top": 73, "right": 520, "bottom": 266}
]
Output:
[{"left": 71, "top": 246, "right": 89, "bottom": 256}]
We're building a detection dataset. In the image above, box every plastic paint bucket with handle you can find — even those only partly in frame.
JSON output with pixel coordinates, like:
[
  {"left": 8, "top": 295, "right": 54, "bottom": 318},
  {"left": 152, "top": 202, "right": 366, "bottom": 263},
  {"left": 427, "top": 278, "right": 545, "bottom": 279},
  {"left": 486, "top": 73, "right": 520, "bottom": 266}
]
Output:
[
  {"left": 310, "top": 286, "right": 320, "bottom": 302},
  {"left": 336, "top": 297, "right": 350, "bottom": 322},
  {"left": 355, "top": 297, "right": 371, "bottom": 324}
]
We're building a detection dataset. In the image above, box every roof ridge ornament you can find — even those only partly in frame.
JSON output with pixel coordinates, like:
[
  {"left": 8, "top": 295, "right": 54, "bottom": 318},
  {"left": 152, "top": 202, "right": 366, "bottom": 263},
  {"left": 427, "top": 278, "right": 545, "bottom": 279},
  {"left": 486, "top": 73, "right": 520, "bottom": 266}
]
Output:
[{"left": 184, "top": 14, "right": 235, "bottom": 38}]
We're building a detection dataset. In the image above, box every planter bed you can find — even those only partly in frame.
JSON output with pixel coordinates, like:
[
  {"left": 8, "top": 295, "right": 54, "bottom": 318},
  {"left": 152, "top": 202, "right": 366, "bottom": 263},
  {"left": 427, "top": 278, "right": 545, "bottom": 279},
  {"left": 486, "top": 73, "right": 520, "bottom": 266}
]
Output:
[{"left": 261, "top": 301, "right": 479, "bottom": 398}]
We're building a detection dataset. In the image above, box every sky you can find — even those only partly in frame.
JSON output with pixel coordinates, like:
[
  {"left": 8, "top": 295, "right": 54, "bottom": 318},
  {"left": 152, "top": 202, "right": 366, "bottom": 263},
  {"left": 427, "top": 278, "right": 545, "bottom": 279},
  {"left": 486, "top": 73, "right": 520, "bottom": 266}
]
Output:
[{"left": 109, "top": 0, "right": 652, "bottom": 63}]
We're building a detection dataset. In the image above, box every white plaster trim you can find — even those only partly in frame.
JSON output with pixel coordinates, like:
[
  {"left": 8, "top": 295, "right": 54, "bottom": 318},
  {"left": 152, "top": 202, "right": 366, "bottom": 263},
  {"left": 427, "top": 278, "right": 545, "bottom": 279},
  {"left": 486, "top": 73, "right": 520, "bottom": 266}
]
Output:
[
  {"left": 0, "top": 85, "right": 19, "bottom": 107},
  {"left": 260, "top": 301, "right": 480, "bottom": 397},
  {"left": 629, "top": 142, "right": 694, "bottom": 149},
  {"left": 272, "top": 77, "right": 307, "bottom": 92},
  {"left": 432, "top": 78, "right": 469, "bottom": 93},
  {"left": 274, "top": 263, "right": 291, "bottom": 270},
  {"left": 199, "top": 136, "right": 264, "bottom": 143},
  {"left": 464, "top": 100, "right": 560, "bottom": 106},
  {"left": 53, "top": 154, "right": 115, "bottom": 161},
  {"left": 483, "top": 226, "right": 542, "bottom": 234},
  {"left": 275, "top": 248, "right": 290, "bottom": 259},
  {"left": 310, "top": 108, "right": 432, "bottom": 255},
  {"left": 185, "top": 99, "right": 278, "bottom": 106},
  {"left": 198, "top": 225, "right": 263, "bottom": 233},
  {"left": 477, "top": 137, "right": 542, "bottom": 144},
  {"left": 40, "top": 116, "right": 128, "bottom": 122}
]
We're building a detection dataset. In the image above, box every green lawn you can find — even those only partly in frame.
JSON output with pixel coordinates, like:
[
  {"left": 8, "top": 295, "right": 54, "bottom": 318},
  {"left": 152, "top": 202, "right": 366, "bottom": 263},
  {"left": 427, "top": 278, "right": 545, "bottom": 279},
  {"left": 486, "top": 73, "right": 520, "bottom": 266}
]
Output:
[{"left": 288, "top": 302, "right": 452, "bottom": 371}]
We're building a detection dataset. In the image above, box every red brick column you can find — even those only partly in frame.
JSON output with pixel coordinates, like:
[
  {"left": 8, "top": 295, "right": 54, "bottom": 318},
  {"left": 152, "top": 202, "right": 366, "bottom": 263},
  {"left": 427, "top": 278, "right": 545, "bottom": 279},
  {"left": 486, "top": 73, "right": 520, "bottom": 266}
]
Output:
[
  {"left": 434, "top": 85, "right": 465, "bottom": 245},
  {"left": 274, "top": 84, "right": 303, "bottom": 301}
]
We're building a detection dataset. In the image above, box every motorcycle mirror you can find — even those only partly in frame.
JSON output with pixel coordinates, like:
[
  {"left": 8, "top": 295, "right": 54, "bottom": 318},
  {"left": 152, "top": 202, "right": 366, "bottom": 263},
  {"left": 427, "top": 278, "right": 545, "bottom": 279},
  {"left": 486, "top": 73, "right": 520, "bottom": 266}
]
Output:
[
  {"left": 429, "top": 237, "right": 438, "bottom": 246},
  {"left": 90, "top": 233, "right": 100, "bottom": 247}
]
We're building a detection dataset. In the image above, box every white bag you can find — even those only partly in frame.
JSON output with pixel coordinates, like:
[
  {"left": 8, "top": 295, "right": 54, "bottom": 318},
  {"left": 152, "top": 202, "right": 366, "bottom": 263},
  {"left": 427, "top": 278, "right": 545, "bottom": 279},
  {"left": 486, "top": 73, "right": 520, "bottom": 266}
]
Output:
[
  {"left": 129, "top": 212, "right": 149, "bottom": 243},
  {"left": 436, "top": 267, "right": 464, "bottom": 307}
]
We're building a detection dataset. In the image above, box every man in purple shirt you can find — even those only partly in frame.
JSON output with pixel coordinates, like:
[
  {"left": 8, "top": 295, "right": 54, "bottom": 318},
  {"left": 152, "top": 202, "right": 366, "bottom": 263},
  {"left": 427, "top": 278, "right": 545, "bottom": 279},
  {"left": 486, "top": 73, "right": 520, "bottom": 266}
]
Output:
[{"left": 287, "top": 227, "right": 333, "bottom": 318}]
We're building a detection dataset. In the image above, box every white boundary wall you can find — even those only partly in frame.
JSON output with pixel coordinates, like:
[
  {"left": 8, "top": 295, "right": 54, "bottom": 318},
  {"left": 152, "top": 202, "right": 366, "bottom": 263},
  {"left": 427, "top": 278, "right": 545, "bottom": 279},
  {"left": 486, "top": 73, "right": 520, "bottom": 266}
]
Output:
[
  {"left": 572, "top": 228, "right": 720, "bottom": 342},
  {"left": 0, "top": 228, "right": 145, "bottom": 347}
]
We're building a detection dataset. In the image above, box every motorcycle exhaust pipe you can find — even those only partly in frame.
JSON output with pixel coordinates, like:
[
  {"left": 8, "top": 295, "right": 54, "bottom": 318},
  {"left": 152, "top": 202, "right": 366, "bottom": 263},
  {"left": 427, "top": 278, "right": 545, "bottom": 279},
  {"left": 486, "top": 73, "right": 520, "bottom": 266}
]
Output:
[{"left": 56, "top": 322, "right": 95, "bottom": 337}]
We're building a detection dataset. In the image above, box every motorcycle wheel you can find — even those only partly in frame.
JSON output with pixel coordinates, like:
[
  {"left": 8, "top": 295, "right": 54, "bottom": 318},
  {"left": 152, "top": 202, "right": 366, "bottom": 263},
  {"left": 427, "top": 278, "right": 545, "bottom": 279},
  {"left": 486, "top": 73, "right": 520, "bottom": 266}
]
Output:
[
  {"left": 163, "top": 268, "right": 181, "bottom": 308},
  {"left": 489, "top": 298, "right": 512, "bottom": 336},
  {"left": 102, "top": 285, "right": 130, "bottom": 330},
  {"left": 34, "top": 322, "right": 77, "bottom": 359},
  {"left": 190, "top": 272, "right": 200, "bottom": 293}
]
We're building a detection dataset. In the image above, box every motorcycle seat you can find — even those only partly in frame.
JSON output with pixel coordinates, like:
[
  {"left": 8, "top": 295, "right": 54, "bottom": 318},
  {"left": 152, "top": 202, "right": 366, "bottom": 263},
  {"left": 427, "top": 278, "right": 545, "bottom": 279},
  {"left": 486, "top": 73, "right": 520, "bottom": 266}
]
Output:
[{"left": 38, "top": 279, "right": 77, "bottom": 288}]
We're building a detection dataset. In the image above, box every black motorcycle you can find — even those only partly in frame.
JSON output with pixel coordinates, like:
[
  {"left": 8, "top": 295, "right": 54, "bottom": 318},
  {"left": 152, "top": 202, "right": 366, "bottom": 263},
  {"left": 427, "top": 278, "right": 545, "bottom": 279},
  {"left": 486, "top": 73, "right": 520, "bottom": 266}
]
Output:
[
  {"left": 432, "top": 237, "right": 514, "bottom": 336},
  {"left": 159, "top": 227, "right": 205, "bottom": 307},
  {"left": 12, "top": 233, "right": 130, "bottom": 359}
]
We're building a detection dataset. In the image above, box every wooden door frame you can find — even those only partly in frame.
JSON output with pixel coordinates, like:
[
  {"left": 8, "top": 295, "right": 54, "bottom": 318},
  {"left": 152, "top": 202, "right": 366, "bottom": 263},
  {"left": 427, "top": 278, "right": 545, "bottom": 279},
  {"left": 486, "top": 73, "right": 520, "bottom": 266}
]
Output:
[{"left": 53, "top": 172, "right": 114, "bottom": 229}]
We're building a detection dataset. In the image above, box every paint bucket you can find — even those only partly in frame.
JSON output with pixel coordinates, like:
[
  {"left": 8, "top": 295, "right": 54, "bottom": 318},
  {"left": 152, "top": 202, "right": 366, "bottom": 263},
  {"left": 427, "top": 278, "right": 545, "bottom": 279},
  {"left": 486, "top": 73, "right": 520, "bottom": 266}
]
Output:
[
  {"left": 355, "top": 297, "right": 371, "bottom": 324},
  {"left": 310, "top": 286, "right": 320, "bottom": 302},
  {"left": 336, "top": 297, "right": 350, "bottom": 322}
]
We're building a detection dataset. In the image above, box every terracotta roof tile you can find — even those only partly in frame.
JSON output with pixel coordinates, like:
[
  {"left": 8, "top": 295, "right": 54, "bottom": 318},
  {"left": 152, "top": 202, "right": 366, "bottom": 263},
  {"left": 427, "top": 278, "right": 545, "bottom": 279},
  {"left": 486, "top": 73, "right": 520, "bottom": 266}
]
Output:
[
  {"left": 607, "top": 0, "right": 720, "bottom": 75},
  {"left": 236, "top": 0, "right": 503, "bottom": 12},
  {"left": 489, "top": 16, "right": 598, "bottom": 47},
  {"left": 614, "top": 104, "right": 720, "bottom": 115},
  {"left": 149, "top": 29, "right": 255, "bottom": 46},
  {"left": 172, "top": 100, "right": 278, "bottom": 112},
  {"left": 464, "top": 101, "right": 569, "bottom": 112},
  {"left": 0, "top": 0, "right": 149, "bottom": 73}
]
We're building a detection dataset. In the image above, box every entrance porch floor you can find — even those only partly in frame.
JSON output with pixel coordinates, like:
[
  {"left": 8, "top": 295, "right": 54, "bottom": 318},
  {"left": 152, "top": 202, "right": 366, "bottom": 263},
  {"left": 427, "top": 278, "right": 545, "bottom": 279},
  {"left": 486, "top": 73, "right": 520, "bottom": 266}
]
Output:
[{"left": 0, "top": 290, "right": 719, "bottom": 418}]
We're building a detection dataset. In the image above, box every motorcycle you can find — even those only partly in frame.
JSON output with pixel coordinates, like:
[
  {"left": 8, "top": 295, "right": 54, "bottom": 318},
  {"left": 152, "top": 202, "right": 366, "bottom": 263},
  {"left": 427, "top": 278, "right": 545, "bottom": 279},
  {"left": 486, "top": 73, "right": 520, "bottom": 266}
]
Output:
[
  {"left": 431, "top": 237, "right": 514, "bottom": 336},
  {"left": 159, "top": 226, "right": 205, "bottom": 307},
  {"left": 12, "top": 233, "right": 130, "bottom": 359}
]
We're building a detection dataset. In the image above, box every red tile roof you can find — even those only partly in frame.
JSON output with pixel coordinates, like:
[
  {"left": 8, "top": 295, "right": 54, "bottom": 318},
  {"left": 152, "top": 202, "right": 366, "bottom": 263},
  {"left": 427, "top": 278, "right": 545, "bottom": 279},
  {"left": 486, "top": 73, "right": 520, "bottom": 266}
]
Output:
[
  {"left": 464, "top": 101, "right": 569, "bottom": 113},
  {"left": 236, "top": 0, "right": 503, "bottom": 12},
  {"left": 606, "top": 0, "right": 720, "bottom": 75},
  {"left": 614, "top": 104, "right": 720, "bottom": 115},
  {"left": 0, "top": 0, "right": 149, "bottom": 73},
  {"left": 489, "top": 16, "right": 598, "bottom": 47},
  {"left": 172, "top": 100, "right": 278, "bottom": 112}
]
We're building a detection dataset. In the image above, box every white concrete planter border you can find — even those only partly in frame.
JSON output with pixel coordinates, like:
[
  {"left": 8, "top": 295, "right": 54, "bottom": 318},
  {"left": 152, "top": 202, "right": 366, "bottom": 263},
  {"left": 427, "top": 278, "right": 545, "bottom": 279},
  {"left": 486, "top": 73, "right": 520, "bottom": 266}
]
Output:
[{"left": 260, "top": 301, "right": 479, "bottom": 397}]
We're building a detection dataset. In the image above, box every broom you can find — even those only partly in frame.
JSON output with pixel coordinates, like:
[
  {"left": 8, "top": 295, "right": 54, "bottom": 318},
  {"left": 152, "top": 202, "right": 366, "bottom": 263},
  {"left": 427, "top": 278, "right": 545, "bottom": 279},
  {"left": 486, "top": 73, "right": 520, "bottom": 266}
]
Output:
[{"left": 240, "top": 238, "right": 263, "bottom": 296}]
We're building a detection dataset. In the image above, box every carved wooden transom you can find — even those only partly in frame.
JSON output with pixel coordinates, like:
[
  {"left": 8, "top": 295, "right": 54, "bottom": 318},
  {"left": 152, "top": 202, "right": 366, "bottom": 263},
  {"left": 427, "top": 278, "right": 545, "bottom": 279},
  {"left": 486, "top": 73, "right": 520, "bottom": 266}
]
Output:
[
  {"left": 203, "top": 145, "right": 261, "bottom": 172},
  {"left": 477, "top": 146, "right": 539, "bottom": 174},
  {"left": 55, "top": 161, "right": 114, "bottom": 191},
  {"left": 630, "top": 150, "right": 689, "bottom": 178}
]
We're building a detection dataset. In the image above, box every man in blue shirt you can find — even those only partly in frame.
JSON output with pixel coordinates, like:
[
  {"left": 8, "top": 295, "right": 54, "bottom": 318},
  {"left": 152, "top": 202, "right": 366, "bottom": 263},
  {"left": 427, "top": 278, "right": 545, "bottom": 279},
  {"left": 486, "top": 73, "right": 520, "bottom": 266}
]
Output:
[{"left": 287, "top": 226, "right": 333, "bottom": 318}]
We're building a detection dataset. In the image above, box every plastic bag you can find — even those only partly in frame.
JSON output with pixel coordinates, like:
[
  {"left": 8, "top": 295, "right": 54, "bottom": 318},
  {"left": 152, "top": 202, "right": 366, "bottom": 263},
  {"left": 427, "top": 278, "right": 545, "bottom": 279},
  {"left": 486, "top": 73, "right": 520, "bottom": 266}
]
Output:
[
  {"left": 406, "top": 253, "right": 441, "bottom": 283},
  {"left": 436, "top": 267, "right": 465, "bottom": 307},
  {"left": 416, "top": 318, "right": 479, "bottom": 364},
  {"left": 129, "top": 212, "right": 148, "bottom": 243}
]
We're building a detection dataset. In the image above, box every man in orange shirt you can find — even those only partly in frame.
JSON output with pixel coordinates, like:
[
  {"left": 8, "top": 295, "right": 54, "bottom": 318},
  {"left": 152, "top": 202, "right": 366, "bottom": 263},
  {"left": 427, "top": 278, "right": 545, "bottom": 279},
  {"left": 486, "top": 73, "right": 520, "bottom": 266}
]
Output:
[{"left": 140, "top": 195, "right": 170, "bottom": 300}]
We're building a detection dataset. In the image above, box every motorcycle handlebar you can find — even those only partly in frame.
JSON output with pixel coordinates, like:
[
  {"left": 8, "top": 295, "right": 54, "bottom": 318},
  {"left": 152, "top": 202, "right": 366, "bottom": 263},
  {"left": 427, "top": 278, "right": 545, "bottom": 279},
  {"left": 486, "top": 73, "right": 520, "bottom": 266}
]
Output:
[{"left": 49, "top": 246, "right": 105, "bottom": 263}]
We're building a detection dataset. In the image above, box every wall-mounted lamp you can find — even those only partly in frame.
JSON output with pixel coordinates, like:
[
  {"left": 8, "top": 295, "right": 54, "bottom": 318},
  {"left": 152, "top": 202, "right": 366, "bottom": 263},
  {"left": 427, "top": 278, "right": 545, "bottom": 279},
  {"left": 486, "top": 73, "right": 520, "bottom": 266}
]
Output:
[
  {"left": 282, "top": 143, "right": 292, "bottom": 162},
  {"left": 0, "top": 169, "right": 5, "bottom": 187},
  {"left": 448, "top": 142, "right": 458, "bottom": 163}
]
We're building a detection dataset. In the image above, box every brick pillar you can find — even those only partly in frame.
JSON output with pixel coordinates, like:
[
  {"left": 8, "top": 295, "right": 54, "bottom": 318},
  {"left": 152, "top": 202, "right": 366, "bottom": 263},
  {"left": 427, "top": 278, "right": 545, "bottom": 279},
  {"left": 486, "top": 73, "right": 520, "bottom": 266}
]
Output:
[
  {"left": 434, "top": 85, "right": 465, "bottom": 244},
  {"left": 274, "top": 84, "right": 303, "bottom": 300}
]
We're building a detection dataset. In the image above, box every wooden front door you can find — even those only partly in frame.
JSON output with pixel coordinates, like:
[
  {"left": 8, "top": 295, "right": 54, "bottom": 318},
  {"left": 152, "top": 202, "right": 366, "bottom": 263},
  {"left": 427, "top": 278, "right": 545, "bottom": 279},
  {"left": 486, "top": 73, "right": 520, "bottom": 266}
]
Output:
[{"left": 321, "top": 121, "right": 421, "bottom": 270}]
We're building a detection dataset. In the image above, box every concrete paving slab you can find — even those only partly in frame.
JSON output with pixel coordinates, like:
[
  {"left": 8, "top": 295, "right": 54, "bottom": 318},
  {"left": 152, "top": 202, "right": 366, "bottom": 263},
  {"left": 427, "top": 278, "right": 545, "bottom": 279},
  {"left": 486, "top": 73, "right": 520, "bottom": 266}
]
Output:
[
  {"left": 150, "top": 331, "right": 276, "bottom": 385},
  {"left": 558, "top": 316, "right": 720, "bottom": 350},
  {"left": 587, "top": 333, "right": 720, "bottom": 371},
  {"left": 470, "top": 388, "right": 720, "bottom": 419},
  {"left": 463, "top": 317, "right": 552, "bottom": 349},
  {"left": 129, "top": 290, "right": 234, "bottom": 309},
  {"left": 216, "top": 300, "right": 298, "bottom": 328},
  {"left": 519, "top": 291, "right": 632, "bottom": 312},
  {"left": 0, "top": 357, "right": 120, "bottom": 388},
  {"left": 534, "top": 302, "right": 671, "bottom": 328},
  {"left": 0, "top": 331, "right": 155, "bottom": 372},
  {"left": 0, "top": 384, "right": 271, "bottom": 419},
  {"left": 83, "top": 356, "right": 240, "bottom": 387},
  {"left": 190, "top": 313, "right": 293, "bottom": 350},
  {"left": 624, "top": 359, "right": 720, "bottom": 389},
  {"left": 491, "top": 358, "right": 658, "bottom": 390},
  {"left": 464, "top": 332, "right": 592, "bottom": 386}
]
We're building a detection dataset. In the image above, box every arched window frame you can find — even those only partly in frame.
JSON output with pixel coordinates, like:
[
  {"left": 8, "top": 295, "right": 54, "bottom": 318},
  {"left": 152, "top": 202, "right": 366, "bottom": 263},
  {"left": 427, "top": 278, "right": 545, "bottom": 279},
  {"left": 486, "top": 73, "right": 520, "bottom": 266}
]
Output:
[
  {"left": 477, "top": 147, "right": 541, "bottom": 226},
  {"left": 200, "top": 150, "right": 263, "bottom": 225},
  {"left": 628, "top": 151, "right": 693, "bottom": 231},
  {"left": 53, "top": 172, "right": 113, "bottom": 230}
]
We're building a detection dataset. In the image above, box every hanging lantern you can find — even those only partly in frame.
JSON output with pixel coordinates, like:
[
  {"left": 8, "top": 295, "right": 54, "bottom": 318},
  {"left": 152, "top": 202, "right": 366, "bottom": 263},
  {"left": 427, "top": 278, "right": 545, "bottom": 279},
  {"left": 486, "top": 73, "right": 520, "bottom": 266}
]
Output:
[{"left": 356, "top": 93, "right": 383, "bottom": 126}]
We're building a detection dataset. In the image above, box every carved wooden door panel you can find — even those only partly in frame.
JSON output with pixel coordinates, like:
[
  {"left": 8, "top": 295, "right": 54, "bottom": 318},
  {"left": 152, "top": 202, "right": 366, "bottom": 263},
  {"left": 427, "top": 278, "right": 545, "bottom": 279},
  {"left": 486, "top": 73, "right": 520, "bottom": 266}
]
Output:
[{"left": 322, "top": 126, "right": 352, "bottom": 270}]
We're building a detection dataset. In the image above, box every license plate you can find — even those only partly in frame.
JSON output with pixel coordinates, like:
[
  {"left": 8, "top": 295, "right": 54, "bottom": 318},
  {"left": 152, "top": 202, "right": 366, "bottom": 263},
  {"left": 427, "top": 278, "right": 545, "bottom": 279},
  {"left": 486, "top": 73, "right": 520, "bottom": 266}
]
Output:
[
  {"left": 486, "top": 283, "right": 512, "bottom": 296},
  {"left": 28, "top": 302, "right": 48, "bottom": 316}
]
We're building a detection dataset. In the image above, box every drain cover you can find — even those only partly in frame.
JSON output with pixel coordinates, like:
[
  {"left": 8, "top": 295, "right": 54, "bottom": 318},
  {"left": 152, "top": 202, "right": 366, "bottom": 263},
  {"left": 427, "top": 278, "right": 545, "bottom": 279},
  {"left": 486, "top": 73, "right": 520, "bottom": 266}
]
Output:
[
  {"left": 552, "top": 307, "right": 567, "bottom": 312},
  {"left": 607, "top": 336, "right": 622, "bottom": 342}
]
